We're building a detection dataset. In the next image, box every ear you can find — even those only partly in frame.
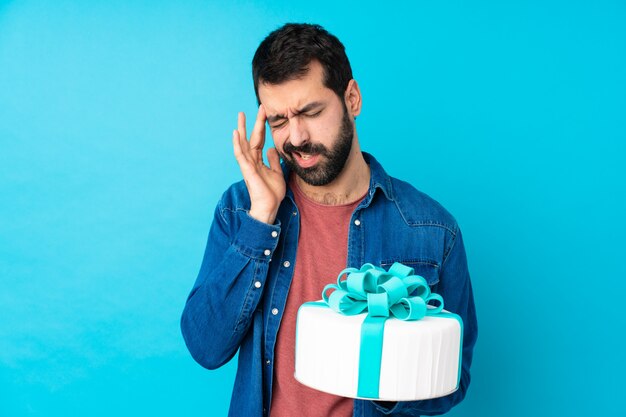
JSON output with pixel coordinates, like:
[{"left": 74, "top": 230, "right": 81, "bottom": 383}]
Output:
[{"left": 344, "top": 79, "right": 362, "bottom": 118}]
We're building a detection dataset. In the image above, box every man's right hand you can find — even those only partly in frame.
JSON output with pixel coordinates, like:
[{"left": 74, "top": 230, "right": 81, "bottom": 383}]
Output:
[{"left": 232, "top": 105, "right": 286, "bottom": 224}]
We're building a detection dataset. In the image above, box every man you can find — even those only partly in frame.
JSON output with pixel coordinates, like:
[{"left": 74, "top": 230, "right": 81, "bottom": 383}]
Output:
[{"left": 181, "top": 23, "right": 477, "bottom": 417}]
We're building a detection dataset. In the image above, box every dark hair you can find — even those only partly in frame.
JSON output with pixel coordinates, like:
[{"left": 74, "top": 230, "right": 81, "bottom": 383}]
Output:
[{"left": 252, "top": 23, "right": 353, "bottom": 103}]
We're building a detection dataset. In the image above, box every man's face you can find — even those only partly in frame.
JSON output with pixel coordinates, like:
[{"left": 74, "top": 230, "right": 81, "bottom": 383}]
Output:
[{"left": 258, "top": 61, "right": 355, "bottom": 186}]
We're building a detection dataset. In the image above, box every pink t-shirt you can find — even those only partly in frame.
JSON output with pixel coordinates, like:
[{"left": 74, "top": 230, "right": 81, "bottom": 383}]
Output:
[{"left": 270, "top": 176, "right": 366, "bottom": 417}]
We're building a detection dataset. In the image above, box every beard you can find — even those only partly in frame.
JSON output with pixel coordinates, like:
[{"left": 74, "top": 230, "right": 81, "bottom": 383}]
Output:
[{"left": 279, "top": 104, "right": 354, "bottom": 186}]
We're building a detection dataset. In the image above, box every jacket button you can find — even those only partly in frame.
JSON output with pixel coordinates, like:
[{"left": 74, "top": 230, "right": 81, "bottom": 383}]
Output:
[
  {"left": 283, "top": 261, "right": 291, "bottom": 268},
  {"left": 264, "top": 249, "right": 271, "bottom": 256},
  {"left": 254, "top": 281, "right": 261, "bottom": 288},
  {"left": 271, "top": 231, "right": 278, "bottom": 238},
  {"left": 271, "top": 308, "right": 279, "bottom": 315},
  {"left": 354, "top": 219, "right": 361, "bottom": 226},
  {"left": 266, "top": 359, "right": 271, "bottom": 365}
]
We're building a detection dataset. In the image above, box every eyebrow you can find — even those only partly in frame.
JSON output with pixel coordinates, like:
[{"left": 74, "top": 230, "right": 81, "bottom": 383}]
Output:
[{"left": 267, "top": 101, "right": 325, "bottom": 124}]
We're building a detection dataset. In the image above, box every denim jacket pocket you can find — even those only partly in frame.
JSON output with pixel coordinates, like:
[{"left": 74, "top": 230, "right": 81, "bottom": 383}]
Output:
[{"left": 379, "top": 259, "right": 440, "bottom": 286}]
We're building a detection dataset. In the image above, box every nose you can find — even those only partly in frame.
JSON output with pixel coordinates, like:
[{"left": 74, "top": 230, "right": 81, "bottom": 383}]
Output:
[{"left": 288, "top": 116, "right": 309, "bottom": 147}]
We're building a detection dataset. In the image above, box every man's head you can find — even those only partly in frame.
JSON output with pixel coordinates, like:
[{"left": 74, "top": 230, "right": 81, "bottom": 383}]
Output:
[
  {"left": 252, "top": 23, "right": 353, "bottom": 103},
  {"left": 252, "top": 23, "right": 362, "bottom": 187}
]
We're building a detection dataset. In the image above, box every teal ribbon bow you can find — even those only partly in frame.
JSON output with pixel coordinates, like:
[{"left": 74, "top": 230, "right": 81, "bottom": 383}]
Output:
[{"left": 322, "top": 262, "right": 445, "bottom": 398}]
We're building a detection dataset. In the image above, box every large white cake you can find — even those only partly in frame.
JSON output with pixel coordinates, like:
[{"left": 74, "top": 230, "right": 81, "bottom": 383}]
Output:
[{"left": 295, "top": 302, "right": 463, "bottom": 401}]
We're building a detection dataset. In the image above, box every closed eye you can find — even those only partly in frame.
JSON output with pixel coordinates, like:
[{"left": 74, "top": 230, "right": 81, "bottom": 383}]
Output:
[
  {"left": 306, "top": 110, "right": 322, "bottom": 118},
  {"left": 270, "top": 120, "right": 287, "bottom": 129},
  {"left": 269, "top": 108, "right": 322, "bottom": 129}
]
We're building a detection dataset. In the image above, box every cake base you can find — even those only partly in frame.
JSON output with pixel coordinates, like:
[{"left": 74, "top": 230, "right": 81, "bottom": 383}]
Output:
[{"left": 295, "top": 302, "right": 462, "bottom": 401}]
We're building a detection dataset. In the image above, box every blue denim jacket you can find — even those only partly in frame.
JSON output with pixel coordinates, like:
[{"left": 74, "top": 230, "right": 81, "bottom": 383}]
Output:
[{"left": 181, "top": 152, "right": 478, "bottom": 417}]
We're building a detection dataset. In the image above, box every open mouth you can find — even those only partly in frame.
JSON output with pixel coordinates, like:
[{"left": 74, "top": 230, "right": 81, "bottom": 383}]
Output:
[{"left": 292, "top": 151, "right": 320, "bottom": 168}]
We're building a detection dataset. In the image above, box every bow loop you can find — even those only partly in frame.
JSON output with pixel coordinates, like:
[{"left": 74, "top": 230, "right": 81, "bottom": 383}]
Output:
[
  {"left": 402, "top": 275, "right": 431, "bottom": 299},
  {"left": 388, "top": 262, "right": 414, "bottom": 278},
  {"left": 367, "top": 292, "right": 389, "bottom": 317},
  {"left": 377, "top": 275, "right": 408, "bottom": 305}
]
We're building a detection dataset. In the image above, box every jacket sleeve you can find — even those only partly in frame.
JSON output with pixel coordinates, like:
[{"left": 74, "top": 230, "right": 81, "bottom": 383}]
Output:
[
  {"left": 372, "top": 225, "right": 478, "bottom": 416},
  {"left": 180, "top": 194, "right": 281, "bottom": 370}
]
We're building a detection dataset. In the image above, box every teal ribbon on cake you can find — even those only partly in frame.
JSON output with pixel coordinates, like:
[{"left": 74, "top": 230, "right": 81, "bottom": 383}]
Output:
[{"left": 321, "top": 262, "right": 445, "bottom": 399}]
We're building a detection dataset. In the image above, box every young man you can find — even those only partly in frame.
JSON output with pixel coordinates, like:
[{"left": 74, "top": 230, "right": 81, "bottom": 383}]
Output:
[{"left": 181, "top": 23, "right": 478, "bottom": 417}]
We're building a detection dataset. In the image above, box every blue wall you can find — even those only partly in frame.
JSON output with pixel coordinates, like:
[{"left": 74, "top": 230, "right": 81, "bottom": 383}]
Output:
[{"left": 1, "top": 1, "right": 624, "bottom": 416}]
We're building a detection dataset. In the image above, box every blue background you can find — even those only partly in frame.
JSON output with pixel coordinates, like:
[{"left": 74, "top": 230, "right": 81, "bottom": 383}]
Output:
[{"left": 1, "top": 1, "right": 625, "bottom": 416}]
